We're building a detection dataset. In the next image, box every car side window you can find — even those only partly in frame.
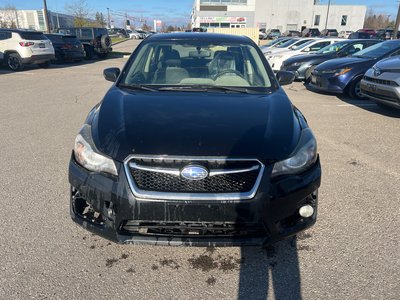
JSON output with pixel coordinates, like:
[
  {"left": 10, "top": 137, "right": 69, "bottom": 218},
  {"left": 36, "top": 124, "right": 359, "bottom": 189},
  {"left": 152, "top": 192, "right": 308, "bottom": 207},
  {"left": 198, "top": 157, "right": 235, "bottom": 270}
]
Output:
[
  {"left": 0, "top": 32, "right": 11, "bottom": 40},
  {"left": 346, "top": 43, "right": 365, "bottom": 55},
  {"left": 81, "top": 29, "right": 93, "bottom": 39},
  {"left": 308, "top": 41, "right": 330, "bottom": 52}
]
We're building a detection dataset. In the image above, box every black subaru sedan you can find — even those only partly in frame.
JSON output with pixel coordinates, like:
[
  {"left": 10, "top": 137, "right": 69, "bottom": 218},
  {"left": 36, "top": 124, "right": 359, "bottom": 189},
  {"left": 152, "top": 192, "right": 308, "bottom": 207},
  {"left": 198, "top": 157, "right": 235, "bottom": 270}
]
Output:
[{"left": 69, "top": 33, "right": 321, "bottom": 247}]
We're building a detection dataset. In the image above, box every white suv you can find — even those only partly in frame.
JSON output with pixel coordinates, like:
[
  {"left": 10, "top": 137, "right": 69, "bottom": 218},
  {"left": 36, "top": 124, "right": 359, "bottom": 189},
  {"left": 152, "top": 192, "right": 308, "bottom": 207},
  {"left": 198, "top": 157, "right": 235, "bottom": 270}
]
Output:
[{"left": 0, "top": 29, "right": 55, "bottom": 71}]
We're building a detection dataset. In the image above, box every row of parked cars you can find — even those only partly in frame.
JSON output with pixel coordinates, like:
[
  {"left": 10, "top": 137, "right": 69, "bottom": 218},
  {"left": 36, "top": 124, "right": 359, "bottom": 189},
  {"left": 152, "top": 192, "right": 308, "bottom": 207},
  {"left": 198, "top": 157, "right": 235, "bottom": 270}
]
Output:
[
  {"left": 261, "top": 36, "right": 400, "bottom": 110},
  {"left": 107, "top": 28, "right": 155, "bottom": 39},
  {"left": 260, "top": 28, "right": 400, "bottom": 40},
  {"left": 0, "top": 27, "right": 114, "bottom": 71}
]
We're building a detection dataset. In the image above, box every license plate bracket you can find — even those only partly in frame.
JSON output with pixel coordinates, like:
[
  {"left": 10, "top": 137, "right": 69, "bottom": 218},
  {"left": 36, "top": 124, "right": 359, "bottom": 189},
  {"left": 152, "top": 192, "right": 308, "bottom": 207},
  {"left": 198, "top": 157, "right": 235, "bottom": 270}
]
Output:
[{"left": 39, "top": 43, "right": 45, "bottom": 48}]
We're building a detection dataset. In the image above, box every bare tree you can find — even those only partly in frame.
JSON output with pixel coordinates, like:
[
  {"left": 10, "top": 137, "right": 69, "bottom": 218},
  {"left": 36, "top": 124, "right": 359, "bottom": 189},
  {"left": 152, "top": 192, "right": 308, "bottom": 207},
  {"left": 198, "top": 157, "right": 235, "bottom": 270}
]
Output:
[
  {"left": 0, "top": 5, "right": 18, "bottom": 28},
  {"left": 364, "top": 9, "right": 393, "bottom": 29},
  {"left": 65, "top": 0, "right": 92, "bottom": 27}
]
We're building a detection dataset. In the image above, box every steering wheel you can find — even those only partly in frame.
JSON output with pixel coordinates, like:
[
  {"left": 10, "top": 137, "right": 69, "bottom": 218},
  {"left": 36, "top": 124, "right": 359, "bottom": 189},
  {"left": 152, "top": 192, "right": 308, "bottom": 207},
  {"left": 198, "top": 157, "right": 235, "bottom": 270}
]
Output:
[{"left": 214, "top": 69, "right": 245, "bottom": 80}]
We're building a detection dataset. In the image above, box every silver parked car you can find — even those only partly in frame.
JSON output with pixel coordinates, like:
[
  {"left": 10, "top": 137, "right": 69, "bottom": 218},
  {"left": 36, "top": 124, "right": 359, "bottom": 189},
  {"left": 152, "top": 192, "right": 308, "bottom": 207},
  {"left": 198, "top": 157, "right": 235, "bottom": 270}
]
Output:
[{"left": 361, "top": 56, "right": 400, "bottom": 110}]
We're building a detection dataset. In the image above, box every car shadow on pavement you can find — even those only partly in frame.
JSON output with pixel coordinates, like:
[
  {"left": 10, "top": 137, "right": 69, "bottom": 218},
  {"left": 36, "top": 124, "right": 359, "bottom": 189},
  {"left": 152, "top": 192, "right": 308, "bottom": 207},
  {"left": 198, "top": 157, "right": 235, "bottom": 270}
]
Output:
[
  {"left": 238, "top": 239, "right": 301, "bottom": 299},
  {"left": 337, "top": 95, "right": 400, "bottom": 118}
]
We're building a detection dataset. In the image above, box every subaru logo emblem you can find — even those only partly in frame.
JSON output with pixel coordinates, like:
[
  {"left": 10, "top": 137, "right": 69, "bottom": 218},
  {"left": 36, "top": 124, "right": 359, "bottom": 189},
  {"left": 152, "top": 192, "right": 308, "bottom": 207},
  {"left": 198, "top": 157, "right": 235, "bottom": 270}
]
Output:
[
  {"left": 373, "top": 67, "right": 381, "bottom": 77},
  {"left": 181, "top": 165, "right": 209, "bottom": 181}
]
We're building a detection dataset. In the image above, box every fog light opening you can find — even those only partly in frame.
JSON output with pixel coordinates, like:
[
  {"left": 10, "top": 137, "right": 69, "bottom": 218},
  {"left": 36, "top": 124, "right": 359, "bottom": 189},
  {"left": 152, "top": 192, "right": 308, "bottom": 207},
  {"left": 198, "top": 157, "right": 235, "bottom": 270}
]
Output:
[{"left": 299, "top": 205, "right": 314, "bottom": 218}]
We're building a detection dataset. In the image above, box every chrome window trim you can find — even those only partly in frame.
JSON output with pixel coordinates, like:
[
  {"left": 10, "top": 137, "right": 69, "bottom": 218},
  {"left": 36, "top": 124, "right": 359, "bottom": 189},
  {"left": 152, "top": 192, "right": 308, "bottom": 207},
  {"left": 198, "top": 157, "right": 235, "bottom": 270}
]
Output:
[{"left": 123, "top": 155, "right": 265, "bottom": 201}]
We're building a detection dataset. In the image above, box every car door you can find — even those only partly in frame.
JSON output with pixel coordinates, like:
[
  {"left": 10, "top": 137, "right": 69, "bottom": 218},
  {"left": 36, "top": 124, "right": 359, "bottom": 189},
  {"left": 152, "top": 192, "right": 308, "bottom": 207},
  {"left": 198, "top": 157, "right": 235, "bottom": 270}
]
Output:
[{"left": 0, "top": 31, "right": 12, "bottom": 61}]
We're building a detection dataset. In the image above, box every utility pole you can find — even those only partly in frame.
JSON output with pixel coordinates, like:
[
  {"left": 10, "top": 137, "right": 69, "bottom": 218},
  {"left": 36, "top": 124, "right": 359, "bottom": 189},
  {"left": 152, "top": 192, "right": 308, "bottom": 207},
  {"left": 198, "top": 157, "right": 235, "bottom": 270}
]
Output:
[
  {"left": 324, "top": 0, "right": 331, "bottom": 31},
  {"left": 394, "top": 2, "right": 400, "bottom": 40},
  {"left": 107, "top": 8, "right": 110, "bottom": 28},
  {"left": 43, "top": 0, "right": 51, "bottom": 33}
]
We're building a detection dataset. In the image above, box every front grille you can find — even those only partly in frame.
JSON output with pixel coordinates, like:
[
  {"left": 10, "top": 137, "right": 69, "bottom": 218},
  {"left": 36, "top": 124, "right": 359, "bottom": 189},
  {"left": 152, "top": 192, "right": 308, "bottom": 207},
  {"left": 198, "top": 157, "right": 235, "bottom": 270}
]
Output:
[
  {"left": 131, "top": 168, "right": 259, "bottom": 193},
  {"left": 124, "top": 156, "right": 265, "bottom": 200},
  {"left": 120, "top": 221, "right": 267, "bottom": 237},
  {"left": 364, "top": 76, "right": 399, "bottom": 87}
]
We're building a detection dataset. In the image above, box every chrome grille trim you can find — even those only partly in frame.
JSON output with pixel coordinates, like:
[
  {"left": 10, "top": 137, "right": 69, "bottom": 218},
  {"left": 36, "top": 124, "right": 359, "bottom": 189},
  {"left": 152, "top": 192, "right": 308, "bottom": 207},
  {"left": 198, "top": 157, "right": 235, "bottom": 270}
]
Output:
[{"left": 123, "top": 155, "right": 265, "bottom": 201}]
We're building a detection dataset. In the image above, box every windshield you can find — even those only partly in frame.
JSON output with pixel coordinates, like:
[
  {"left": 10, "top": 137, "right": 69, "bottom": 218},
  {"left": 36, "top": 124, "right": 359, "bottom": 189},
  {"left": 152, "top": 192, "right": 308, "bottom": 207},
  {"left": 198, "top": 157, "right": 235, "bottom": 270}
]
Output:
[
  {"left": 264, "top": 38, "right": 286, "bottom": 47},
  {"left": 289, "top": 39, "right": 313, "bottom": 50},
  {"left": 276, "top": 39, "right": 299, "bottom": 48},
  {"left": 316, "top": 41, "right": 348, "bottom": 54},
  {"left": 353, "top": 41, "right": 400, "bottom": 58},
  {"left": 119, "top": 40, "right": 273, "bottom": 91}
]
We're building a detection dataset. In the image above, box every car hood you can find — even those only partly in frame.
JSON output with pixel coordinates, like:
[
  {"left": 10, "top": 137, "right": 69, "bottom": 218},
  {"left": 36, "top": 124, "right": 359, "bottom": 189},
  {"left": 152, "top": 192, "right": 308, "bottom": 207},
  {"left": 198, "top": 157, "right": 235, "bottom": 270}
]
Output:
[
  {"left": 374, "top": 56, "right": 400, "bottom": 70},
  {"left": 91, "top": 87, "right": 301, "bottom": 162},
  {"left": 315, "top": 56, "right": 374, "bottom": 70},
  {"left": 285, "top": 53, "right": 334, "bottom": 65}
]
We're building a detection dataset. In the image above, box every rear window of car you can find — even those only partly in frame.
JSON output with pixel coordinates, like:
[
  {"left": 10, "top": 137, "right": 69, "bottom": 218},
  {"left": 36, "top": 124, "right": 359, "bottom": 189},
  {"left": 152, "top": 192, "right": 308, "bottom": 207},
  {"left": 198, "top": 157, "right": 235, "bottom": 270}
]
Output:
[
  {"left": 62, "top": 35, "right": 79, "bottom": 43},
  {"left": 19, "top": 32, "right": 46, "bottom": 40}
]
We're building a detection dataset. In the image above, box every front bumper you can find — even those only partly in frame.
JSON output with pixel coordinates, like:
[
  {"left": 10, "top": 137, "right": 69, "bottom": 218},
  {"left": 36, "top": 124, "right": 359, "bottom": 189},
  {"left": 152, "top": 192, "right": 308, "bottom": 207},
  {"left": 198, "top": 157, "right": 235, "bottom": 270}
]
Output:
[
  {"left": 69, "top": 155, "right": 321, "bottom": 247},
  {"left": 309, "top": 72, "right": 347, "bottom": 94},
  {"left": 360, "top": 79, "right": 400, "bottom": 109}
]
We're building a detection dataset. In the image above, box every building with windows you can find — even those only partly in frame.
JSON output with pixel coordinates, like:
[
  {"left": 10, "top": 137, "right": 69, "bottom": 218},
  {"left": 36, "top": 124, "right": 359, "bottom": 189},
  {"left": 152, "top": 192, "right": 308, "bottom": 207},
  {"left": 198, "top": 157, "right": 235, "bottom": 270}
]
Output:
[
  {"left": 0, "top": 9, "right": 75, "bottom": 32},
  {"left": 191, "top": 0, "right": 366, "bottom": 32}
]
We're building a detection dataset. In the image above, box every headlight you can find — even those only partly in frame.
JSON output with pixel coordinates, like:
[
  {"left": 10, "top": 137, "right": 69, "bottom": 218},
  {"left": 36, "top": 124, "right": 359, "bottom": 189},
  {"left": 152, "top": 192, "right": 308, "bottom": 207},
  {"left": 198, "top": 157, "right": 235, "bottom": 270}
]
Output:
[
  {"left": 74, "top": 124, "right": 118, "bottom": 176},
  {"left": 321, "top": 67, "right": 352, "bottom": 76},
  {"left": 272, "top": 128, "right": 318, "bottom": 177}
]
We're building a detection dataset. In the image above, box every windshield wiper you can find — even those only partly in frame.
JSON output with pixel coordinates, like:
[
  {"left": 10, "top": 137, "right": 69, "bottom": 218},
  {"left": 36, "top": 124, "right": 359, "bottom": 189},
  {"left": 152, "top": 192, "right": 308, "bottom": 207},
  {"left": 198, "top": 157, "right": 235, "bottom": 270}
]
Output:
[
  {"left": 158, "top": 85, "right": 262, "bottom": 94},
  {"left": 118, "top": 84, "right": 159, "bottom": 92}
]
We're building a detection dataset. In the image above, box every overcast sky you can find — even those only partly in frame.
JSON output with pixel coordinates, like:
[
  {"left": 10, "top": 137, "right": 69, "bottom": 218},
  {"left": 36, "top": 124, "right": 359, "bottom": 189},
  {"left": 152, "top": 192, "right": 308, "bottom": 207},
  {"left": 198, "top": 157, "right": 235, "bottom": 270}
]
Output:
[{"left": 0, "top": 0, "right": 397, "bottom": 26}]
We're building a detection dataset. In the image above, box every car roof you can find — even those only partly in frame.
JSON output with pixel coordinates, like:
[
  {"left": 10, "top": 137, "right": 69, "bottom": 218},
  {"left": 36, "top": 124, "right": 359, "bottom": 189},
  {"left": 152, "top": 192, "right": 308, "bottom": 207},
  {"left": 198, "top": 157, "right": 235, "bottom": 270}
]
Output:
[
  {"left": 146, "top": 32, "right": 253, "bottom": 44},
  {"left": 0, "top": 28, "right": 43, "bottom": 34}
]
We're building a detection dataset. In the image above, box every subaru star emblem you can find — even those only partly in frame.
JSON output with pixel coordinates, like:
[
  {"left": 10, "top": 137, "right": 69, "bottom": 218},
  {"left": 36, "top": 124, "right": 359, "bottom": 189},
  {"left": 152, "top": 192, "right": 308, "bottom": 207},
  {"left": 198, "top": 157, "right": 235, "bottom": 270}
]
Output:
[{"left": 181, "top": 165, "right": 209, "bottom": 181}]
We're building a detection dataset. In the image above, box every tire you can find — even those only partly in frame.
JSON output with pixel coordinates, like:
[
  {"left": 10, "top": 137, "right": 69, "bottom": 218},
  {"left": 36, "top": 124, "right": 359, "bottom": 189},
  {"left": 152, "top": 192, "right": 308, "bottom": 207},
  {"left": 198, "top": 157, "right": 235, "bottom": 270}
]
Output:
[
  {"left": 38, "top": 61, "right": 50, "bottom": 68},
  {"left": 84, "top": 45, "right": 94, "bottom": 60},
  {"left": 7, "top": 53, "right": 24, "bottom": 71},
  {"left": 348, "top": 77, "right": 367, "bottom": 99},
  {"left": 100, "top": 35, "right": 112, "bottom": 49},
  {"left": 304, "top": 65, "right": 315, "bottom": 84}
]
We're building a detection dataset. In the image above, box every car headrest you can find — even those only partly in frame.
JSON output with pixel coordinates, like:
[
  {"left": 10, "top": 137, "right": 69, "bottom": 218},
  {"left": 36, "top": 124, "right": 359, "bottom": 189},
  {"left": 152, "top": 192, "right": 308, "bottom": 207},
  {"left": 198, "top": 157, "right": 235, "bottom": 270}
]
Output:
[{"left": 165, "top": 59, "right": 181, "bottom": 67}]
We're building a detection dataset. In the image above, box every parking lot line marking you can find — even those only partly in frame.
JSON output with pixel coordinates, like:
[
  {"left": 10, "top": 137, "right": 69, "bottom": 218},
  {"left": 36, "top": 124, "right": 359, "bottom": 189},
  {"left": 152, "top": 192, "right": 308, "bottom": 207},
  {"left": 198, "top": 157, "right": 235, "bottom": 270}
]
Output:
[{"left": 336, "top": 104, "right": 377, "bottom": 107}]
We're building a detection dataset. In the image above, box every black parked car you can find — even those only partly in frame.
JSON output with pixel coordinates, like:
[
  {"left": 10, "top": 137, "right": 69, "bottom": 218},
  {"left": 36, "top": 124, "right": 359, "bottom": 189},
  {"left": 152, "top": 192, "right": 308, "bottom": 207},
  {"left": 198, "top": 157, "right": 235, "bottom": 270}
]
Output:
[
  {"left": 302, "top": 28, "right": 320, "bottom": 37},
  {"left": 320, "top": 29, "right": 338, "bottom": 37},
  {"left": 281, "top": 39, "right": 381, "bottom": 82},
  {"left": 58, "top": 27, "right": 112, "bottom": 59},
  {"left": 44, "top": 34, "right": 85, "bottom": 63},
  {"left": 348, "top": 32, "right": 371, "bottom": 39},
  {"left": 69, "top": 33, "right": 321, "bottom": 246}
]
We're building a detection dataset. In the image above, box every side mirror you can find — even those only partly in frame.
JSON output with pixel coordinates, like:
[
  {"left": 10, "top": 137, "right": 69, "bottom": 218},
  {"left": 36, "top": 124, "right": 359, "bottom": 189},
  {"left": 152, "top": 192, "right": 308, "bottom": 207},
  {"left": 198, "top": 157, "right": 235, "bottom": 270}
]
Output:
[
  {"left": 103, "top": 67, "right": 120, "bottom": 82},
  {"left": 276, "top": 71, "right": 295, "bottom": 86}
]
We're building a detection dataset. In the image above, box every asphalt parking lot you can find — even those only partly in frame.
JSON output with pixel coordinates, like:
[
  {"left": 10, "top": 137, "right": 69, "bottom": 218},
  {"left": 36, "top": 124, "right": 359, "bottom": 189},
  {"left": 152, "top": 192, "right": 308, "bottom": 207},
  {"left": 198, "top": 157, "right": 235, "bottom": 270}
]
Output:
[{"left": 0, "top": 39, "right": 399, "bottom": 299}]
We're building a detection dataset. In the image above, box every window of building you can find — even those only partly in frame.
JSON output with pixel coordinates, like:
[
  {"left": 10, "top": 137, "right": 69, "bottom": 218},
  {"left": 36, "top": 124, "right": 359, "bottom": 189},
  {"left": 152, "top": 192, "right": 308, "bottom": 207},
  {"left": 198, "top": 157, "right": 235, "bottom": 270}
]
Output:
[
  {"left": 200, "top": 0, "right": 247, "bottom": 4},
  {"left": 314, "top": 15, "right": 320, "bottom": 26},
  {"left": 341, "top": 15, "right": 348, "bottom": 26}
]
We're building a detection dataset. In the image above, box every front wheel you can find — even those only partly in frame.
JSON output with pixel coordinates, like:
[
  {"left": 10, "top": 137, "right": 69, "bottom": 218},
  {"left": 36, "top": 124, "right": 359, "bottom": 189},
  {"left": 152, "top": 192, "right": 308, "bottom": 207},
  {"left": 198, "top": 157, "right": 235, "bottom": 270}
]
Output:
[
  {"left": 304, "top": 65, "right": 315, "bottom": 84},
  {"left": 7, "top": 53, "right": 24, "bottom": 71},
  {"left": 348, "top": 77, "right": 367, "bottom": 99}
]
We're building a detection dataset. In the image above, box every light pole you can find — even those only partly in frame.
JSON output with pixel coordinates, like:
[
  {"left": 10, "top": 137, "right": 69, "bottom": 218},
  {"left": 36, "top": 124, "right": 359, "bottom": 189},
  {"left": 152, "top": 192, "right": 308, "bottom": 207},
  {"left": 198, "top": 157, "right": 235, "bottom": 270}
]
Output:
[
  {"left": 324, "top": 0, "right": 331, "bottom": 31},
  {"left": 394, "top": 2, "right": 400, "bottom": 39},
  {"left": 43, "top": 0, "right": 51, "bottom": 33},
  {"left": 107, "top": 8, "right": 110, "bottom": 28}
]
